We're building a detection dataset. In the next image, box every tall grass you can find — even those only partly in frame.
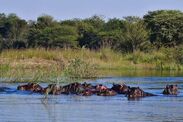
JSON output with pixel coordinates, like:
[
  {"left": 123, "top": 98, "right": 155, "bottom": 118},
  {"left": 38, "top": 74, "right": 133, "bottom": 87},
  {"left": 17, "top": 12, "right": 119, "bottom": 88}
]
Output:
[{"left": 0, "top": 48, "right": 183, "bottom": 82}]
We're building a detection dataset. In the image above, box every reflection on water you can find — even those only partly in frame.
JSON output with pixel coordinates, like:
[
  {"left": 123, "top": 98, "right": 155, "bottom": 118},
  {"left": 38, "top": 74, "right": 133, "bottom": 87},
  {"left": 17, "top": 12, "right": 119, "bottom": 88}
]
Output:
[
  {"left": 0, "top": 77, "right": 183, "bottom": 122},
  {"left": 99, "top": 69, "right": 183, "bottom": 77}
]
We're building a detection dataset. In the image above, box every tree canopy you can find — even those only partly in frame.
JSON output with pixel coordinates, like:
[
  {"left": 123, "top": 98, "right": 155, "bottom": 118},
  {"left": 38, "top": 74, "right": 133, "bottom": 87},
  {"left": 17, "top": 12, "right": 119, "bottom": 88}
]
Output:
[
  {"left": 144, "top": 10, "right": 183, "bottom": 48},
  {"left": 0, "top": 10, "right": 183, "bottom": 52}
]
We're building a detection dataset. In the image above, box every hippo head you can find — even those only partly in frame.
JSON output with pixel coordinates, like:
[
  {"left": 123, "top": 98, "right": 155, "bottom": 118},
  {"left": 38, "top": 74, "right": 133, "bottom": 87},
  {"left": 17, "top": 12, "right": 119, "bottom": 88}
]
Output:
[
  {"left": 45, "top": 84, "right": 62, "bottom": 95},
  {"left": 31, "top": 83, "right": 43, "bottom": 92},
  {"left": 72, "top": 82, "right": 81, "bottom": 87},
  {"left": 17, "top": 83, "right": 33, "bottom": 91},
  {"left": 95, "top": 84, "right": 108, "bottom": 91},
  {"left": 17, "top": 83, "right": 43, "bottom": 92},
  {"left": 82, "top": 82, "right": 93, "bottom": 89},
  {"left": 97, "top": 89, "right": 117, "bottom": 96},
  {"left": 111, "top": 83, "right": 130, "bottom": 94},
  {"left": 163, "top": 84, "right": 178, "bottom": 95},
  {"left": 127, "top": 87, "right": 144, "bottom": 98},
  {"left": 79, "top": 89, "right": 93, "bottom": 96}
]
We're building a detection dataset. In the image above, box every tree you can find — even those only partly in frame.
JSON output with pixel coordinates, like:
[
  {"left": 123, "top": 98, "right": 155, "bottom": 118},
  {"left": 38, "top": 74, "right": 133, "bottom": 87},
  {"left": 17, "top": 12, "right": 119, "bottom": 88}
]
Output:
[
  {"left": 144, "top": 10, "right": 183, "bottom": 48},
  {"left": 28, "top": 15, "right": 79, "bottom": 49},
  {"left": 27, "top": 28, "right": 41, "bottom": 48},
  {"left": 77, "top": 19, "right": 102, "bottom": 49},
  {"left": 36, "top": 15, "right": 56, "bottom": 29},
  {"left": 83, "top": 15, "right": 105, "bottom": 31},
  {"left": 60, "top": 18, "right": 80, "bottom": 27},
  {"left": 124, "top": 16, "right": 141, "bottom": 23},
  {"left": 122, "top": 17, "right": 150, "bottom": 53},
  {"left": 28, "top": 25, "right": 78, "bottom": 49},
  {"left": 46, "top": 25, "right": 78, "bottom": 48},
  {"left": 0, "top": 35, "right": 3, "bottom": 52},
  {"left": 0, "top": 13, "right": 28, "bottom": 49},
  {"left": 104, "top": 18, "right": 125, "bottom": 31},
  {"left": 98, "top": 30, "right": 124, "bottom": 50},
  {"left": 78, "top": 30, "right": 101, "bottom": 49}
]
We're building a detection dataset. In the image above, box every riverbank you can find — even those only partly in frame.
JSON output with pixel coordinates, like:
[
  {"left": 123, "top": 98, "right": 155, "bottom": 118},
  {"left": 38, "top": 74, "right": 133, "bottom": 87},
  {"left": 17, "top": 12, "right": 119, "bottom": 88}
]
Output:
[{"left": 0, "top": 48, "right": 183, "bottom": 82}]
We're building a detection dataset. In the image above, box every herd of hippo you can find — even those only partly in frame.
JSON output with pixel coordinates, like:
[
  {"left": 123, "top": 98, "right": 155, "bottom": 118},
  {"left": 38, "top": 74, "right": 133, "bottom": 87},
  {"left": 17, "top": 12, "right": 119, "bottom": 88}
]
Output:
[{"left": 16, "top": 82, "right": 179, "bottom": 99}]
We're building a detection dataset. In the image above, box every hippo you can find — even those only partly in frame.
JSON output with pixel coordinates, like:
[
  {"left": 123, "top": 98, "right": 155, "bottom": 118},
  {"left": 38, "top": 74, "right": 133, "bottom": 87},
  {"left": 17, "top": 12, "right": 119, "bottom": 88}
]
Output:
[
  {"left": 76, "top": 82, "right": 96, "bottom": 96},
  {"left": 61, "top": 82, "right": 83, "bottom": 94},
  {"left": 60, "top": 82, "right": 95, "bottom": 95},
  {"left": 111, "top": 83, "right": 130, "bottom": 94},
  {"left": 16, "top": 82, "right": 180, "bottom": 99},
  {"left": 97, "top": 89, "right": 117, "bottom": 96},
  {"left": 127, "top": 87, "right": 156, "bottom": 99},
  {"left": 78, "top": 89, "right": 93, "bottom": 96},
  {"left": 17, "top": 83, "right": 43, "bottom": 93},
  {"left": 95, "top": 84, "right": 108, "bottom": 92},
  {"left": 92, "top": 84, "right": 116, "bottom": 96},
  {"left": 162, "top": 84, "right": 178, "bottom": 95},
  {"left": 44, "top": 84, "right": 62, "bottom": 95},
  {"left": 82, "top": 82, "right": 94, "bottom": 90},
  {"left": 61, "top": 82, "right": 95, "bottom": 95}
]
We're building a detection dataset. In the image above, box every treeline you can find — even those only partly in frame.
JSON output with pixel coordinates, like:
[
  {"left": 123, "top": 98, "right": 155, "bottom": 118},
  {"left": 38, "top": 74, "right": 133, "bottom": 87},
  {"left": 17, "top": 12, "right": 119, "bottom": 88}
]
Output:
[{"left": 0, "top": 10, "right": 183, "bottom": 53}]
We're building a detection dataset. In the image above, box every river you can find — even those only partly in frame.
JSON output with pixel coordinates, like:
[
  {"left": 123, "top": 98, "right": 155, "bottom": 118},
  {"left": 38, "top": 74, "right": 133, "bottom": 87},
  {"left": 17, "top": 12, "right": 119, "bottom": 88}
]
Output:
[{"left": 0, "top": 77, "right": 183, "bottom": 122}]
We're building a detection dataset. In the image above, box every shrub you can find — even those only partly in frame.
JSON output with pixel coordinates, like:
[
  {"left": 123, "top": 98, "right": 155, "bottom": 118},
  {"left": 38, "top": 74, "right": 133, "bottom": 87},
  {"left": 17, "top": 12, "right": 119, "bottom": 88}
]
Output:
[
  {"left": 173, "top": 46, "right": 183, "bottom": 64},
  {"left": 64, "top": 58, "right": 97, "bottom": 78}
]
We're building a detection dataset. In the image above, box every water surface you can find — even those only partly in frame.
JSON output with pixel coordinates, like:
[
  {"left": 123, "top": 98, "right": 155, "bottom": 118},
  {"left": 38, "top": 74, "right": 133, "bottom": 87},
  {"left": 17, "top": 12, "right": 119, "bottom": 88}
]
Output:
[{"left": 0, "top": 77, "right": 183, "bottom": 122}]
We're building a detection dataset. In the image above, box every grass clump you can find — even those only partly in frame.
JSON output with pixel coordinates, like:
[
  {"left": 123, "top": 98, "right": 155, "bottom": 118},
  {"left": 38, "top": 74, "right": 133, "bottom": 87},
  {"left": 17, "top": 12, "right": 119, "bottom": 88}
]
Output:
[{"left": 64, "top": 58, "right": 98, "bottom": 78}]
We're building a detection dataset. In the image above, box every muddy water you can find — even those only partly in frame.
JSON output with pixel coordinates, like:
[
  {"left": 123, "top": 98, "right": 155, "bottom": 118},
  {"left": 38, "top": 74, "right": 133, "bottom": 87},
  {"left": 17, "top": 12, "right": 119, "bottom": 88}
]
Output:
[{"left": 0, "top": 77, "right": 183, "bottom": 122}]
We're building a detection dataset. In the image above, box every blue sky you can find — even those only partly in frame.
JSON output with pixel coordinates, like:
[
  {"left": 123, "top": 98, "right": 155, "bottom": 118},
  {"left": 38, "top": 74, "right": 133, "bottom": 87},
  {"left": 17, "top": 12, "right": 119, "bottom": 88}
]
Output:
[{"left": 0, "top": 0, "right": 183, "bottom": 20}]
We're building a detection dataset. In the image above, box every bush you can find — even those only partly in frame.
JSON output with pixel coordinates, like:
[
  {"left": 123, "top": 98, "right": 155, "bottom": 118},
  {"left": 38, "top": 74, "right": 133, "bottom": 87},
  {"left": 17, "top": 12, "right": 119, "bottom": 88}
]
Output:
[
  {"left": 0, "top": 35, "right": 3, "bottom": 52},
  {"left": 173, "top": 46, "right": 183, "bottom": 64},
  {"left": 64, "top": 58, "right": 97, "bottom": 78}
]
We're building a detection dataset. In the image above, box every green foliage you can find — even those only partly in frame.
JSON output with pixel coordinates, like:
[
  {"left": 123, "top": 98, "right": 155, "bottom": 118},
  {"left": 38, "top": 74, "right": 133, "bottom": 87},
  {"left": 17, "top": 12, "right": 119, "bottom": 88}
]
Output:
[
  {"left": 0, "top": 64, "right": 10, "bottom": 71},
  {"left": 77, "top": 16, "right": 104, "bottom": 49},
  {"left": 27, "top": 28, "right": 41, "bottom": 48},
  {"left": 100, "top": 17, "right": 150, "bottom": 53},
  {"left": 122, "top": 18, "right": 150, "bottom": 52},
  {"left": 0, "top": 13, "right": 28, "bottom": 49},
  {"left": 37, "top": 26, "right": 78, "bottom": 48},
  {"left": 124, "top": 16, "right": 141, "bottom": 23},
  {"left": 28, "top": 20, "right": 78, "bottom": 48},
  {"left": 64, "top": 58, "right": 97, "bottom": 78},
  {"left": 144, "top": 10, "right": 183, "bottom": 48},
  {"left": 98, "top": 30, "right": 124, "bottom": 49},
  {"left": 0, "top": 35, "right": 2, "bottom": 52},
  {"left": 173, "top": 46, "right": 183, "bottom": 64},
  {"left": 0, "top": 10, "right": 183, "bottom": 54},
  {"left": 104, "top": 18, "right": 125, "bottom": 31},
  {"left": 83, "top": 15, "right": 105, "bottom": 31},
  {"left": 78, "top": 30, "right": 101, "bottom": 49},
  {"left": 36, "top": 15, "right": 56, "bottom": 29}
]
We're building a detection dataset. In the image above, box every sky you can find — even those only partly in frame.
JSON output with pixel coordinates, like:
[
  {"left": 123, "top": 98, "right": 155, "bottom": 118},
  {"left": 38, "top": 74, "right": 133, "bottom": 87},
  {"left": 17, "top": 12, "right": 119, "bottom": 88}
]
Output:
[{"left": 0, "top": 0, "right": 183, "bottom": 21}]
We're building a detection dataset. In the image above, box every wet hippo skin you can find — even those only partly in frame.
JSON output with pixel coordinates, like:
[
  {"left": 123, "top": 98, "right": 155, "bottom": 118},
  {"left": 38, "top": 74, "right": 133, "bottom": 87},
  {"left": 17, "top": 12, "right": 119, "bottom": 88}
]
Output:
[{"left": 162, "top": 84, "right": 178, "bottom": 95}]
